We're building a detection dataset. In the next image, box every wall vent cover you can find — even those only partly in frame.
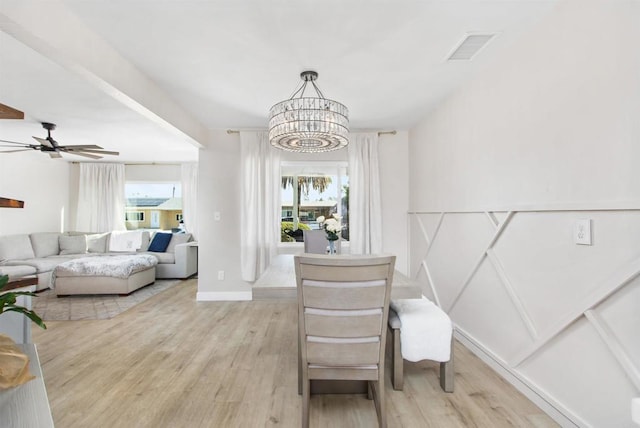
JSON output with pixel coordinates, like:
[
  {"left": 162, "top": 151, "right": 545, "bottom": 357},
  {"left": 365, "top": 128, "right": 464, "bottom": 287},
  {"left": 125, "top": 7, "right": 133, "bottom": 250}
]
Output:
[{"left": 447, "top": 34, "right": 496, "bottom": 61}]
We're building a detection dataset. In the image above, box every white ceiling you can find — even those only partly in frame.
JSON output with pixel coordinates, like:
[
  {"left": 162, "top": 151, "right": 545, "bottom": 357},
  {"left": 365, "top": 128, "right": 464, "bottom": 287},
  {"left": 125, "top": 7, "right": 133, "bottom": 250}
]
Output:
[{"left": 0, "top": 0, "right": 558, "bottom": 162}]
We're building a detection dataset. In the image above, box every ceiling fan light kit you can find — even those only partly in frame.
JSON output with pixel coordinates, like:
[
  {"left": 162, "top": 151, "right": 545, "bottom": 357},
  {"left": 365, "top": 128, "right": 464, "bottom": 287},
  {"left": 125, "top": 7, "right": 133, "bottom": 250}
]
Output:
[
  {"left": 0, "top": 122, "right": 119, "bottom": 159},
  {"left": 268, "top": 71, "right": 349, "bottom": 153}
]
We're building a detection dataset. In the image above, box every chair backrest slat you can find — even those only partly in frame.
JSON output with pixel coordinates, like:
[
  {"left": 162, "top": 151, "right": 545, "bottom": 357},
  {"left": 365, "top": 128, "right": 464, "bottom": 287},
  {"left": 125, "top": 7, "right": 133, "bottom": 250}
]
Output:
[{"left": 296, "top": 254, "right": 396, "bottom": 372}]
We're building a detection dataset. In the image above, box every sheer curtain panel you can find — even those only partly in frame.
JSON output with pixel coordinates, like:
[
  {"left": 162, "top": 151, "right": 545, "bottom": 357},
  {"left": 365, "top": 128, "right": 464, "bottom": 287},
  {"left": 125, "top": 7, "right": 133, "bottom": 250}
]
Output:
[
  {"left": 181, "top": 162, "right": 199, "bottom": 239},
  {"left": 76, "top": 163, "right": 126, "bottom": 232},
  {"left": 239, "top": 132, "right": 281, "bottom": 281},
  {"left": 348, "top": 133, "right": 383, "bottom": 255}
]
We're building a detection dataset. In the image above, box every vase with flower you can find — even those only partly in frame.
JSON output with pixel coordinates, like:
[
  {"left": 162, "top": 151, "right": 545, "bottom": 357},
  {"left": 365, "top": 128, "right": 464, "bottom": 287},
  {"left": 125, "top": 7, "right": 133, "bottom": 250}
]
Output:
[{"left": 316, "top": 215, "right": 342, "bottom": 254}]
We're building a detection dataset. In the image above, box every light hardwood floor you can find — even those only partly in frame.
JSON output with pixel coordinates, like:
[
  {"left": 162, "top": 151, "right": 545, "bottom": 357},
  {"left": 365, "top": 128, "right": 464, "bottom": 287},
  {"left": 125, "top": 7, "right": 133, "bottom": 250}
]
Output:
[{"left": 33, "top": 279, "right": 558, "bottom": 427}]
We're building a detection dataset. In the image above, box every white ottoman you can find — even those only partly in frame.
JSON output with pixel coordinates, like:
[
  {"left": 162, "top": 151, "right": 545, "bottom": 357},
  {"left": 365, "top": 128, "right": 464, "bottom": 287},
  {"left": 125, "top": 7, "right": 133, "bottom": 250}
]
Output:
[{"left": 54, "top": 255, "right": 157, "bottom": 296}]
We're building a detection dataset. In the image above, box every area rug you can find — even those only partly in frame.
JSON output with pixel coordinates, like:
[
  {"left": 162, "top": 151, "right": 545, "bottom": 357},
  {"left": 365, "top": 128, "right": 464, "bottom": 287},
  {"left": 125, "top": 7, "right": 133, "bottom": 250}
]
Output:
[{"left": 32, "top": 279, "right": 182, "bottom": 321}]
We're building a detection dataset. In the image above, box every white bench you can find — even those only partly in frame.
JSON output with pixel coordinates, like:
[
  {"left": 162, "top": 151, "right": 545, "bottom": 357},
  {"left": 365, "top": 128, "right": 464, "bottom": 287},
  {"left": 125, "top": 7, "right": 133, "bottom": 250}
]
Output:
[{"left": 387, "top": 301, "right": 454, "bottom": 392}]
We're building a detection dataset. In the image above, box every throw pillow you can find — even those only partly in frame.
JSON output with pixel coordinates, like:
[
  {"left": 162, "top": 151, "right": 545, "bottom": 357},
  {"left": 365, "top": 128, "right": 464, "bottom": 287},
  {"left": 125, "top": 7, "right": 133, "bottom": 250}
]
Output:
[
  {"left": 29, "top": 233, "right": 61, "bottom": 258},
  {"left": 59, "top": 235, "right": 88, "bottom": 255},
  {"left": 86, "top": 233, "right": 110, "bottom": 253},
  {"left": 166, "top": 233, "right": 192, "bottom": 253},
  {"left": 148, "top": 233, "right": 172, "bottom": 252}
]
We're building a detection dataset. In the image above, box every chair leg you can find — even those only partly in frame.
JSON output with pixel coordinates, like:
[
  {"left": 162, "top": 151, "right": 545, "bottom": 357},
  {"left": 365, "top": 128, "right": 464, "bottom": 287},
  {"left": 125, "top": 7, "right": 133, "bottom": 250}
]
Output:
[
  {"left": 439, "top": 336, "right": 454, "bottom": 393},
  {"left": 298, "top": 334, "right": 302, "bottom": 395},
  {"left": 302, "top": 378, "right": 310, "bottom": 428},
  {"left": 391, "top": 326, "right": 404, "bottom": 390},
  {"left": 371, "top": 379, "right": 386, "bottom": 428}
]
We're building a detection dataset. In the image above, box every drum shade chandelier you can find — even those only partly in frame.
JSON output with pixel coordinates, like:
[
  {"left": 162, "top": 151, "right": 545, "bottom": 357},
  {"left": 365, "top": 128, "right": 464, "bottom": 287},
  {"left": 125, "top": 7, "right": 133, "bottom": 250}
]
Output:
[{"left": 268, "top": 71, "right": 349, "bottom": 152}]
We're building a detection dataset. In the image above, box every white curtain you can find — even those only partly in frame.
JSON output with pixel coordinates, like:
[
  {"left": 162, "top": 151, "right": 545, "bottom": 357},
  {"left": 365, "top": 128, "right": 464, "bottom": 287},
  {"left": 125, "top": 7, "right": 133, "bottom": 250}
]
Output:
[
  {"left": 76, "top": 163, "right": 126, "bottom": 232},
  {"left": 181, "top": 162, "right": 199, "bottom": 239},
  {"left": 348, "top": 133, "right": 382, "bottom": 255},
  {"left": 240, "top": 132, "right": 281, "bottom": 281}
]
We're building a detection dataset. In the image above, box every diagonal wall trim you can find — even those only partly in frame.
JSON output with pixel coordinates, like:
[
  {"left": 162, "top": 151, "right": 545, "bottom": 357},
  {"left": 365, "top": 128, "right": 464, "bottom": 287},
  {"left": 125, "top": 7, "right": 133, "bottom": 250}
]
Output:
[
  {"left": 409, "top": 213, "right": 444, "bottom": 307},
  {"left": 410, "top": 212, "right": 444, "bottom": 279},
  {"left": 584, "top": 309, "right": 640, "bottom": 391},
  {"left": 448, "top": 211, "right": 514, "bottom": 312},
  {"left": 408, "top": 208, "right": 640, "bottom": 426},
  {"left": 415, "top": 214, "right": 432, "bottom": 247},
  {"left": 419, "top": 260, "right": 441, "bottom": 307},
  {"left": 511, "top": 256, "right": 640, "bottom": 367},
  {"left": 486, "top": 249, "right": 538, "bottom": 339},
  {"left": 485, "top": 211, "right": 499, "bottom": 228}
]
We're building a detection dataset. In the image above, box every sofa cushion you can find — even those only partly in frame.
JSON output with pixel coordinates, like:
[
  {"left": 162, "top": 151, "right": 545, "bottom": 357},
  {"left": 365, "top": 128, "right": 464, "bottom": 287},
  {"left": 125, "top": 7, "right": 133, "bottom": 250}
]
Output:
[
  {"left": 145, "top": 251, "right": 175, "bottom": 264},
  {"left": 30, "top": 233, "right": 61, "bottom": 258},
  {"left": 0, "top": 234, "right": 35, "bottom": 261},
  {"left": 148, "top": 233, "right": 172, "bottom": 252},
  {"left": 3, "top": 257, "right": 74, "bottom": 274},
  {"left": 166, "top": 233, "right": 192, "bottom": 253},
  {"left": 0, "top": 265, "right": 37, "bottom": 280},
  {"left": 86, "top": 233, "right": 110, "bottom": 253},
  {"left": 137, "top": 232, "right": 151, "bottom": 253},
  {"left": 59, "top": 235, "right": 88, "bottom": 255}
]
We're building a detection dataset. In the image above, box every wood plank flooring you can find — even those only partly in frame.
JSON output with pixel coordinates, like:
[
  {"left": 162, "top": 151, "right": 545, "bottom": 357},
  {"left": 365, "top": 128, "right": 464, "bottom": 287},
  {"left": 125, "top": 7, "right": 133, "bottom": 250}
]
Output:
[{"left": 32, "top": 279, "right": 558, "bottom": 427}]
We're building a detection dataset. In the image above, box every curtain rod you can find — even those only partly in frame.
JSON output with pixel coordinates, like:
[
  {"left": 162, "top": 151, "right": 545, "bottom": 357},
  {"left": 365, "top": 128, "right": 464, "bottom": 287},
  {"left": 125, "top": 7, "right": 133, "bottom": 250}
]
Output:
[
  {"left": 226, "top": 129, "right": 397, "bottom": 136},
  {"left": 71, "top": 162, "right": 182, "bottom": 166}
]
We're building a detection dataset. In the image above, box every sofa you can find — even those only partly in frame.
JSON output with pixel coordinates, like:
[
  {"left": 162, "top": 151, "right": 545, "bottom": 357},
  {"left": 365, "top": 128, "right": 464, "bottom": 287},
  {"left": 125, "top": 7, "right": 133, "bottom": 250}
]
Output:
[{"left": 0, "top": 231, "right": 198, "bottom": 291}]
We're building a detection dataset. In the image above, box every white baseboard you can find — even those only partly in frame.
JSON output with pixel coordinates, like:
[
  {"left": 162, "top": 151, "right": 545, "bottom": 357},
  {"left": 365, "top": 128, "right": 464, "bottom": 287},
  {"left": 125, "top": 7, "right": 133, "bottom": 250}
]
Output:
[
  {"left": 454, "top": 327, "right": 584, "bottom": 428},
  {"left": 196, "top": 291, "right": 252, "bottom": 301}
]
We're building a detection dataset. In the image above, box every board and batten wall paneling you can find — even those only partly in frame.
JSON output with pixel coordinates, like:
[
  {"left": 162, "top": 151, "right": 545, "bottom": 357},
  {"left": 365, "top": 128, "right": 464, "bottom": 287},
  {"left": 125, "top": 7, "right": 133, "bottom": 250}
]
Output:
[
  {"left": 409, "top": 210, "right": 640, "bottom": 427},
  {"left": 407, "top": 1, "right": 640, "bottom": 426}
]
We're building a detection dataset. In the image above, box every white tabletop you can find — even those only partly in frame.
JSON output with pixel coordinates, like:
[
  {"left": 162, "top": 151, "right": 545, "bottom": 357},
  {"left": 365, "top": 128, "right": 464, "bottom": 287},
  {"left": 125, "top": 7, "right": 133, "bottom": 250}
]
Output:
[{"left": 254, "top": 254, "right": 422, "bottom": 299}]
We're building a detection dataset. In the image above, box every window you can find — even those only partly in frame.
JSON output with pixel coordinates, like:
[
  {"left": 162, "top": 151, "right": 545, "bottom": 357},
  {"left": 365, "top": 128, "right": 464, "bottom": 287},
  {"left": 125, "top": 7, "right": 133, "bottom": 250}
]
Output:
[
  {"left": 125, "top": 211, "right": 145, "bottom": 222},
  {"left": 280, "top": 161, "right": 349, "bottom": 243},
  {"left": 125, "top": 182, "right": 182, "bottom": 231}
]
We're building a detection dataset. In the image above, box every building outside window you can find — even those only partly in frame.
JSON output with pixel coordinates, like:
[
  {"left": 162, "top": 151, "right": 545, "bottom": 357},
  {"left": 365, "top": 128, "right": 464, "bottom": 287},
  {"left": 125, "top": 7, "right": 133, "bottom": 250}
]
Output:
[{"left": 125, "top": 182, "right": 182, "bottom": 231}]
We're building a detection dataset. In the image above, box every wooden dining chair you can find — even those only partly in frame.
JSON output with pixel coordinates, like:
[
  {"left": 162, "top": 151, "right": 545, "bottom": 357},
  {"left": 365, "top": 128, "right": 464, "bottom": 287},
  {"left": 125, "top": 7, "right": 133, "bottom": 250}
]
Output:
[
  {"left": 295, "top": 254, "right": 396, "bottom": 428},
  {"left": 303, "top": 229, "right": 341, "bottom": 254}
]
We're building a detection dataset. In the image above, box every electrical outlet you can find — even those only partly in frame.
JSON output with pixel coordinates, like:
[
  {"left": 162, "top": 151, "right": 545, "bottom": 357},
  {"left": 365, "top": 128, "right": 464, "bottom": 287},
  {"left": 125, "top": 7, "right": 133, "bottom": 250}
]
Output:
[
  {"left": 574, "top": 219, "right": 592, "bottom": 245},
  {"left": 217, "top": 270, "right": 225, "bottom": 280},
  {"left": 214, "top": 212, "right": 221, "bottom": 221}
]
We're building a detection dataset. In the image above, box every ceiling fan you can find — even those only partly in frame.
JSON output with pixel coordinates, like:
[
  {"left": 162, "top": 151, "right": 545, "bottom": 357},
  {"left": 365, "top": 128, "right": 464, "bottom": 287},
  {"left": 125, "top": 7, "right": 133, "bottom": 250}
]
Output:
[{"left": 0, "top": 122, "right": 119, "bottom": 159}]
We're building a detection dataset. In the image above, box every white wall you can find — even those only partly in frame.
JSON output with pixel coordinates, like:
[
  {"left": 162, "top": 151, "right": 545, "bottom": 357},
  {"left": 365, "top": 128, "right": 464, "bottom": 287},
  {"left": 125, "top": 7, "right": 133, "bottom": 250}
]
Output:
[
  {"left": 125, "top": 164, "right": 181, "bottom": 182},
  {"left": 196, "top": 130, "right": 250, "bottom": 300},
  {"left": 379, "top": 131, "right": 409, "bottom": 274},
  {"left": 196, "top": 130, "right": 410, "bottom": 298},
  {"left": 408, "top": 1, "right": 639, "bottom": 427},
  {"left": 0, "top": 152, "right": 70, "bottom": 234}
]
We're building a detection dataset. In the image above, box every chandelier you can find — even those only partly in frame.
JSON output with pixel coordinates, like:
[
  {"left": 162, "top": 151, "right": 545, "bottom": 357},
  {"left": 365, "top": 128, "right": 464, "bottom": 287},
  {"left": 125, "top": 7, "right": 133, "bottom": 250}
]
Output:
[{"left": 268, "top": 71, "right": 349, "bottom": 152}]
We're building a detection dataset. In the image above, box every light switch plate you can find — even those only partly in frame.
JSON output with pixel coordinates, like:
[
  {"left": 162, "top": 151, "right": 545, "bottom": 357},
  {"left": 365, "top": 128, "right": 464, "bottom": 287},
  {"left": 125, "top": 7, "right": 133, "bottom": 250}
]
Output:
[{"left": 574, "top": 219, "right": 592, "bottom": 245}]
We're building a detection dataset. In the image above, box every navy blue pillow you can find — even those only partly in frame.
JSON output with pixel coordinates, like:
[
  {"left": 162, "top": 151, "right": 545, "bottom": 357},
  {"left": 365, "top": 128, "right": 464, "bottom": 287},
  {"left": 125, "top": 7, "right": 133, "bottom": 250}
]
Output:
[{"left": 148, "top": 232, "right": 172, "bottom": 252}]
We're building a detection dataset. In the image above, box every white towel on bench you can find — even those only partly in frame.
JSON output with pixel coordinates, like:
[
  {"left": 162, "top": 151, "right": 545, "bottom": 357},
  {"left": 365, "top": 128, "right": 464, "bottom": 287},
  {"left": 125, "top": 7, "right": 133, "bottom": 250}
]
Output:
[{"left": 390, "top": 298, "right": 452, "bottom": 363}]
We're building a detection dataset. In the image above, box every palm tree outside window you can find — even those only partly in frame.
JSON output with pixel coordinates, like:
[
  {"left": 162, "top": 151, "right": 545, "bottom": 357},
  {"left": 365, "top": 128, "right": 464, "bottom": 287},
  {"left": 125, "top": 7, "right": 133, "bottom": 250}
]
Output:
[{"left": 280, "top": 162, "right": 348, "bottom": 243}]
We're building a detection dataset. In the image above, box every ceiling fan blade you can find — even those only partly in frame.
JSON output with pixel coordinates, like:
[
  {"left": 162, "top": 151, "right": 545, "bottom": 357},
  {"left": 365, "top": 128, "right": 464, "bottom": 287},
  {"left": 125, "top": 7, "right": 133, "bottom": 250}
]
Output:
[
  {"left": 0, "top": 139, "right": 29, "bottom": 146},
  {"left": 68, "top": 148, "right": 119, "bottom": 156},
  {"left": 66, "top": 151, "right": 102, "bottom": 159},
  {"left": 33, "top": 136, "right": 54, "bottom": 148},
  {"left": 49, "top": 152, "right": 63, "bottom": 159},
  {"left": 0, "top": 149, "right": 33, "bottom": 153},
  {"left": 60, "top": 144, "right": 104, "bottom": 150}
]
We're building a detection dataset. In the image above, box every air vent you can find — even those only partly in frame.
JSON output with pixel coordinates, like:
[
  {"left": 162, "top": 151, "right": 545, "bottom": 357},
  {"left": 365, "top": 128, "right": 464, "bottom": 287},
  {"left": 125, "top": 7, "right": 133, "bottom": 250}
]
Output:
[{"left": 447, "top": 34, "right": 496, "bottom": 61}]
